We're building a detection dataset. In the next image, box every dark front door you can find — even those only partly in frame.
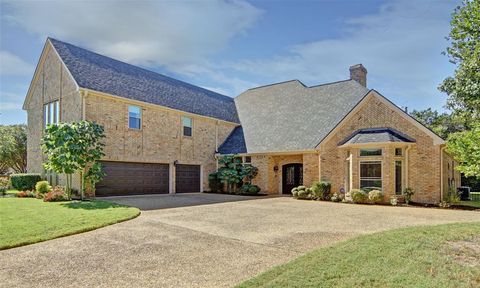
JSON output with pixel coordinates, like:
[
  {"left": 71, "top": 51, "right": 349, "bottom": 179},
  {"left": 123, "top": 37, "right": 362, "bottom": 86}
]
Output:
[
  {"left": 175, "top": 164, "right": 201, "bottom": 193},
  {"left": 96, "top": 161, "right": 169, "bottom": 196},
  {"left": 282, "top": 163, "right": 303, "bottom": 194}
]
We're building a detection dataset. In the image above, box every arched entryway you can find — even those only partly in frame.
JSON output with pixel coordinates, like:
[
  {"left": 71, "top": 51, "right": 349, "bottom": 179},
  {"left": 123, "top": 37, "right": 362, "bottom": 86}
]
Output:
[{"left": 282, "top": 163, "right": 303, "bottom": 194}]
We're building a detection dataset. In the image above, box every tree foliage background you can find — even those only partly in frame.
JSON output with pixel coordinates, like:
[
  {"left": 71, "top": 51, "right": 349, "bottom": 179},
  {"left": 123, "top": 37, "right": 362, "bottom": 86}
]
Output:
[{"left": 0, "top": 124, "right": 27, "bottom": 174}]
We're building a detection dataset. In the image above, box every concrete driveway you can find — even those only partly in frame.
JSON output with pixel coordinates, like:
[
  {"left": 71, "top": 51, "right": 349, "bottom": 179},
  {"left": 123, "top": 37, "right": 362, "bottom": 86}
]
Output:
[{"left": 1, "top": 194, "right": 479, "bottom": 288}]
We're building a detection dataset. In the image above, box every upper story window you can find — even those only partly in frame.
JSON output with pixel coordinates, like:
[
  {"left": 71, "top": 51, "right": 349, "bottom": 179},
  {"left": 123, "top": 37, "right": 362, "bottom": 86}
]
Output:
[
  {"left": 395, "top": 148, "right": 403, "bottom": 156},
  {"left": 182, "top": 116, "right": 192, "bottom": 136},
  {"left": 359, "top": 148, "right": 382, "bottom": 157},
  {"left": 128, "top": 105, "right": 141, "bottom": 129},
  {"left": 44, "top": 100, "right": 60, "bottom": 128}
]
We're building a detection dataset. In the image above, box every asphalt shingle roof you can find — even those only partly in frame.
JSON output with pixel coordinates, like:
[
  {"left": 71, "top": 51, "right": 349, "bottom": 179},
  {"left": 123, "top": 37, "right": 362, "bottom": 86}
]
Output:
[
  {"left": 230, "top": 79, "right": 370, "bottom": 153},
  {"left": 49, "top": 38, "right": 239, "bottom": 123},
  {"left": 217, "top": 126, "right": 247, "bottom": 154},
  {"left": 339, "top": 128, "right": 416, "bottom": 145}
]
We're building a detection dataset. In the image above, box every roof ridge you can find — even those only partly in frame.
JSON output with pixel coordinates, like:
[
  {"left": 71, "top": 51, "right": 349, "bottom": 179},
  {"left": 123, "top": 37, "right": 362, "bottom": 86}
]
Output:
[
  {"left": 48, "top": 38, "right": 234, "bottom": 102},
  {"left": 246, "top": 79, "right": 306, "bottom": 91}
]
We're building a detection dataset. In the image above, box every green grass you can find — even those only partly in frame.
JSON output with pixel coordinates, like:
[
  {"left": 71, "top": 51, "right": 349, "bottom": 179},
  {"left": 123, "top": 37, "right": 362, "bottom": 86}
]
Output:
[
  {"left": 459, "top": 200, "right": 480, "bottom": 208},
  {"left": 237, "top": 222, "right": 480, "bottom": 288},
  {"left": 0, "top": 198, "right": 140, "bottom": 250},
  {"left": 6, "top": 189, "right": 19, "bottom": 195}
]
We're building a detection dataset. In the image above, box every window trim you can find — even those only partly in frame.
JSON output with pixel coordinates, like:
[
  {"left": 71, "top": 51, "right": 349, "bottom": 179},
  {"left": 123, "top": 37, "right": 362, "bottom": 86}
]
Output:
[
  {"left": 182, "top": 116, "right": 193, "bottom": 137},
  {"left": 359, "top": 160, "right": 383, "bottom": 191},
  {"left": 395, "top": 160, "right": 404, "bottom": 195},
  {"left": 44, "top": 100, "right": 60, "bottom": 128},
  {"left": 128, "top": 105, "right": 142, "bottom": 130},
  {"left": 359, "top": 148, "right": 382, "bottom": 157}
]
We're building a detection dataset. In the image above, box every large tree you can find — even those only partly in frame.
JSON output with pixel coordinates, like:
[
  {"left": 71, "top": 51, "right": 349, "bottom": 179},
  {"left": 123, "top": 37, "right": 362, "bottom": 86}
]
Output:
[
  {"left": 410, "top": 108, "right": 464, "bottom": 139},
  {"left": 0, "top": 125, "right": 27, "bottom": 173},
  {"left": 441, "top": 0, "right": 480, "bottom": 178}
]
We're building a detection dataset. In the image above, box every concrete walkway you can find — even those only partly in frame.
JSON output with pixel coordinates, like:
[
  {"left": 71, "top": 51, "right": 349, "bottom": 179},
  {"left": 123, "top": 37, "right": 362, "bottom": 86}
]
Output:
[{"left": 1, "top": 194, "right": 479, "bottom": 287}]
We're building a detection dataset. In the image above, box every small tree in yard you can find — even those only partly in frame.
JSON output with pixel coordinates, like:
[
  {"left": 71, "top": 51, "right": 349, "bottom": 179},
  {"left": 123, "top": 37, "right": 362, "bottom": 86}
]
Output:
[
  {"left": 216, "top": 155, "right": 259, "bottom": 194},
  {"left": 84, "top": 162, "right": 106, "bottom": 197},
  {"left": 0, "top": 124, "right": 27, "bottom": 173},
  {"left": 41, "top": 121, "right": 105, "bottom": 200}
]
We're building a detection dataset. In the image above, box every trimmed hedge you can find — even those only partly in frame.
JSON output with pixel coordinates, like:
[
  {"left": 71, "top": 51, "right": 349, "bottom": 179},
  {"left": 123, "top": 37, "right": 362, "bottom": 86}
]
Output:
[{"left": 10, "top": 173, "right": 42, "bottom": 191}]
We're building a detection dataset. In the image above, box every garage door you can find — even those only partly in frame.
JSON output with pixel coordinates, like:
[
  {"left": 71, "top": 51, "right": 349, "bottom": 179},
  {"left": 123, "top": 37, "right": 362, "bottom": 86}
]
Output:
[
  {"left": 96, "top": 161, "right": 169, "bottom": 196},
  {"left": 175, "top": 164, "right": 201, "bottom": 193}
]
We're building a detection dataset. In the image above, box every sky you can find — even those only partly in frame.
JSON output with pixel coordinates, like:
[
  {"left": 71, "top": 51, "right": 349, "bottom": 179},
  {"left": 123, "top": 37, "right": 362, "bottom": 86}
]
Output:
[{"left": 0, "top": 0, "right": 459, "bottom": 125}]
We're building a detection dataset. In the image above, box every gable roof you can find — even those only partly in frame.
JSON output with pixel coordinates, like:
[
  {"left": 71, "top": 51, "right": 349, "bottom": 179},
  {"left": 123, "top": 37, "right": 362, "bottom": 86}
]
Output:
[
  {"left": 217, "top": 126, "right": 247, "bottom": 154},
  {"left": 48, "top": 38, "right": 239, "bottom": 123},
  {"left": 232, "top": 79, "right": 370, "bottom": 153},
  {"left": 339, "top": 128, "right": 416, "bottom": 146}
]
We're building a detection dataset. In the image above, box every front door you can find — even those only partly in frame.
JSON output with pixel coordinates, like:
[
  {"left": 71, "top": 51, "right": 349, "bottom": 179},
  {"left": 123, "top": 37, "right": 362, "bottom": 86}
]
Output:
[{"left": 282, "top": 163, "right": 303, "bottom": 194}]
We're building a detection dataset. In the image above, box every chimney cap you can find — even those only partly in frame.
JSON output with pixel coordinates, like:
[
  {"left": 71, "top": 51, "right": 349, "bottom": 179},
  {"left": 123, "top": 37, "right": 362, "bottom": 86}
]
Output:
[{"left": 349, "top": 64, "right": 367, "bottom": 73}]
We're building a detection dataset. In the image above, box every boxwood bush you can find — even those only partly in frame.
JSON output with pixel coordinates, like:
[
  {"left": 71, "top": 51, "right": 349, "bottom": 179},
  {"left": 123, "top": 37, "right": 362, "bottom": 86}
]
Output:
[
  {"left": 10, "top": 173, "right": 42, "bottom": 191},
  {"left": 350, "top": 189, "right": 369, "bottom": 204}
]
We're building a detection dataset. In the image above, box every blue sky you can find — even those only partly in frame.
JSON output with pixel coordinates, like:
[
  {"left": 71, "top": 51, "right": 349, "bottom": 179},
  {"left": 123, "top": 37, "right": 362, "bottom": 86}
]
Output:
[{"left": 0, "top": 0, "right": 458, "bottom": 125}]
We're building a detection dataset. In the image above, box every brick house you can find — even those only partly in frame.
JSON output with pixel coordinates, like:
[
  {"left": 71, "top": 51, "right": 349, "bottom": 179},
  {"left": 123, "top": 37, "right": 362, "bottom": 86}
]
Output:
[{"left": 24, "top": 38, "right": 459, "bottom": 203}]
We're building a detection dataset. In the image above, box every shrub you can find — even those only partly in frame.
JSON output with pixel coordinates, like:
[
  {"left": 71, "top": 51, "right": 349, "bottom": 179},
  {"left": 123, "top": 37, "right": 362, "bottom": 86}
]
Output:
[
  {"left": 311, "top": 181, "right": 332, "bottom": 200},
  {"left": 10, "top": 173, "right": 42, "bottom": 191},
  {"left": 208, "top": 172, "right": 223, "bottom": 193},
  {"left": 390, "top": 197, "right": 398, "bottom": 206},
  {"left": 0, "top": 177, "right": 10, "bottom": 189},
  {"left": 35, "top": 181, "right": 52, "bottom": 194},
  {"left": 403, "top": 187, "right": 415, "bottom": 204},
  {"left": 293, "top": 186, "right": 313, "bottom": 200},
  {"left": 0, "top": 186, "right": 6, "bottom": 196},
  {"left": 443, "top": 186, "right": 461, "bottom": 205},
  {"left": 368, "top": 190, "right": 383, "bottom": 204},
  {"left": 350, "top": 189, "right": 368, "bottom": 204},
  {"left": 241, "top": 184, "right": 261, "bottom": 195},
  {"left": 43, "top": 186, "right": 68, "bottom": 202},
  {"left": 330, "top": 193, "right": 342, "bottom": 202},
  {"left": 16, "top": 190, "right": 36, "bottom": 198}
]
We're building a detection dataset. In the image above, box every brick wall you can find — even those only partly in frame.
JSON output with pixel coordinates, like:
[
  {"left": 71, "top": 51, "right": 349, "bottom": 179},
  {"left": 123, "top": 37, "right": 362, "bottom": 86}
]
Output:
[
  {"left": 319, "top": 92, "right": 443, "bottom": 203},
  {"left": 84, "top": 92, "right": 237, "bottom": 191},
  {"left": 25, "top": 41, "right": 82, "bottom": 190}
]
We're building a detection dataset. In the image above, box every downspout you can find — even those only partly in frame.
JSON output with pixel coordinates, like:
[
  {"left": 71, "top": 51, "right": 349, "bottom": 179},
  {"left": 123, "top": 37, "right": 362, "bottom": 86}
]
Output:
[{"left": 440, "top": 145, "right": 446, "bottom": 202}]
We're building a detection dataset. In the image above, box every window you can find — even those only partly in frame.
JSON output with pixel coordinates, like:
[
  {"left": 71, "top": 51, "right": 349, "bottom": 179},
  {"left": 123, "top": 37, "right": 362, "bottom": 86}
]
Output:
[
  {"left": 128, "top": 105, "right": 141, "bottom": 129},
  {"left": 43, "top": 100, "right": 60, "bottom": 128},
  {"left": 360, "top": 148, "right": 382, "bottom": 156},
  {"left": 360, "top": 161, "right": 382, "bottom": 190},
  {"left": 182, "top": 116, "right": 192, "bottom": 136},
  {"left": 244, "top": 156, "right": 252, "bottom": 163},
  {"left": 395, "top": 161, "right": 403, "bottom": 195},
  {"left": 395, "top": 148, "right": 403, "bottom": 156}
]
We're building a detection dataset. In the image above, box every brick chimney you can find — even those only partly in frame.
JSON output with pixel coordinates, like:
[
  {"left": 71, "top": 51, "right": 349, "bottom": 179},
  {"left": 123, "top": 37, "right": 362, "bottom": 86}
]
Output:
[{"left": 349, "top": 64, "right": 367, "bottom": 87}]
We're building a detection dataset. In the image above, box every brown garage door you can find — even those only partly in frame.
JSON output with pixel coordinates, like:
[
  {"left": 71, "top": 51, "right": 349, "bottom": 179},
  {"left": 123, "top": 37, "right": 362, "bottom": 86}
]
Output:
[
  {"left": 96, "top": 161, "right": 169, "bottom": 196},
  {"left": 175, "top": 164, "right": 201, "bottom": 193}
]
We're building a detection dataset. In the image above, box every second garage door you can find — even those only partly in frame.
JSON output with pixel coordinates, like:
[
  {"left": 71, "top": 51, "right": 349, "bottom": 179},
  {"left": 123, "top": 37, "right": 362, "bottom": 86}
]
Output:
[
  {"left": 96, "top": 161, "right": 169, "bottom": 197},
  {"left": 175, "top": 164, "right": 201, "bottom": 193}
]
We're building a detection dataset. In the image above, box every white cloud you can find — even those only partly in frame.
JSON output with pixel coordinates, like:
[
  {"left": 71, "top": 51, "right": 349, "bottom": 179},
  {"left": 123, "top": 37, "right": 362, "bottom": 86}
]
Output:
[
  {"left": 225, "top": 0, "right": 456, "bottom": 108},
  {"left": 0, "top": 91, "right": 24, "bottom": 111},
  {"left": 0, "top": 50, "right": 33, "bottom": 76},
  {"left": 4, "top": 0, "right": 262, "bottom": 69}
]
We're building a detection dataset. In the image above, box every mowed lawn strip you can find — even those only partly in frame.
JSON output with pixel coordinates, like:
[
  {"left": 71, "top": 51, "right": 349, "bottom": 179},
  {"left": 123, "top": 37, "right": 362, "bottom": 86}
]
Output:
[
  {"left": 0, "top": 198, "right": 140, "bottom": 250},
  {"left": 237, "top": 222, "right": 480, "bottom": 288}
]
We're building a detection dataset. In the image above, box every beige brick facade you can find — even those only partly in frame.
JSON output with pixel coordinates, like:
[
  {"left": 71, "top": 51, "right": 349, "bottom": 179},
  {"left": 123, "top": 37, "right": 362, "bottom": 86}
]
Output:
[
  {"left": 25, "top": 41, "right": 82, "bottom": 191},
  {"left": 84, "top": 91, "right": 237, "bottom": 191},
  {"left": 249, "top": 92, "right": 455, "bottom": 204}
]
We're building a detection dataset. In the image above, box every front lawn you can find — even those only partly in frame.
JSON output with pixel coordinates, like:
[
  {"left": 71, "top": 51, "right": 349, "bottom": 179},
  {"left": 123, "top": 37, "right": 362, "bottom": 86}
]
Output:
[
  {"left": 237, "top": 222, "right": 480, "bottom": 288},
  {"left": 459, "top": 200, "right": 480, "bottom": 209},
  {"left": 0, "top": 198, "right": 140, "bottom": 250}
]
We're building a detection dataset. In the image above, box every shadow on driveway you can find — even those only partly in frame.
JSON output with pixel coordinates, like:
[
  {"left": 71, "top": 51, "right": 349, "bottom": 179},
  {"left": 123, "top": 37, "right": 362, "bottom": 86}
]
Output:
[{"left": 101, "top": 193, "right": 273, "bottom": 211}]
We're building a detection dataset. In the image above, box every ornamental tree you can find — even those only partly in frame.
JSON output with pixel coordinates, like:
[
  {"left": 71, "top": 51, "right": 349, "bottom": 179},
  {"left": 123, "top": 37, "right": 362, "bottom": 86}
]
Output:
[
  {"left": 216, "top": 155, "right": 259, "bottom": 194},
  {"left": 41, "top": 121, "right": 105, "bottom": 199}
]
